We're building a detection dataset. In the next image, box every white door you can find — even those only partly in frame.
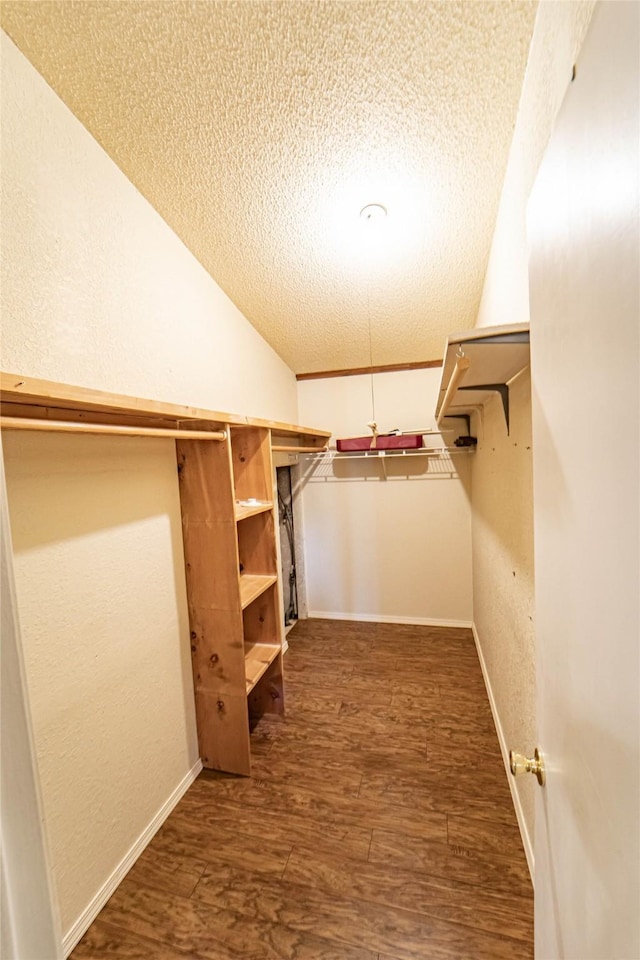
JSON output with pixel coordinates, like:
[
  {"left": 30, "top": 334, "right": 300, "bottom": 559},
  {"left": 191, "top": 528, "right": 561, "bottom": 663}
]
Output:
[{"left": 528, "top": 3, "right": 639, "bottom": 958}]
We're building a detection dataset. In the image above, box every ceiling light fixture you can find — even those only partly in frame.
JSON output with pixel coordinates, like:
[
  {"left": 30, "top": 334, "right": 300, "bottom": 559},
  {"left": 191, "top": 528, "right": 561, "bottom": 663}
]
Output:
[{"left": 359, "top": 203, "right": 387, "bottom": 222}]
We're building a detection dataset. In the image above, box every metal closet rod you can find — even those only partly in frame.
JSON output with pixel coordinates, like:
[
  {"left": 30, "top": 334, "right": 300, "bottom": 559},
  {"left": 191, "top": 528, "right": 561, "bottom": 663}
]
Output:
[
  {"left": 0, "top": 416, "right": 227, "bottom": 441},
  {"left": 396, "top": 427, "right": 454, "bottom": 435},
  {"left": 436, "top": 355, "right": 471, "bottom": 427},
  {"left": 272, "top": 444, "right": 328, "bottom": 453}
]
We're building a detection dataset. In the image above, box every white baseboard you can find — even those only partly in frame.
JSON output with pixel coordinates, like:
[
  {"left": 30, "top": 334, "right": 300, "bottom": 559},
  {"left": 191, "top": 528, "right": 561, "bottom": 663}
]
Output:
[
  {"left": 471, "top": 623, "right": 535, "bottom": 884},
  {"left": 62, "top": 758, "right": 203, "bottom": 957},
  {"left": 308, "top": 610, "right": 472, "bottom": 629}
]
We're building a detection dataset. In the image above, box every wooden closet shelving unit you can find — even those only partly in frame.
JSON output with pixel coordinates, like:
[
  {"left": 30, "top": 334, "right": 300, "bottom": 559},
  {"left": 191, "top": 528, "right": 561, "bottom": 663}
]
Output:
[
  {"left": 0, "top": 372, "right": 330, "bottom": 777},
  {"left": 177, "top": 424, "right": 288, "bottom": 775}
]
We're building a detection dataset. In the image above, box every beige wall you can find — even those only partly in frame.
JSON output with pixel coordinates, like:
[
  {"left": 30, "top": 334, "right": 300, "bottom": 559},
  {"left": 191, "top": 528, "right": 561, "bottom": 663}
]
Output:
[
  {"left": 471, "top": 1, "right": 595, "bottom": 873},
  {"left": 0, "top": 33, "right": 298, "bottom": 947},
  {"left": 477, "top": 1, "right": 596, "bottom": 332},
  {"left": 0, "top": 33, "right": 296, "bottom": 420},
  {"left": 470, "top": 370, "right": 535, "bottom": 853},
  {"left": 3, "top": 433, "right": 195, "bottom": 940},
  {"left": 297, "top": 369, "right": 473, "bottom": 625}
]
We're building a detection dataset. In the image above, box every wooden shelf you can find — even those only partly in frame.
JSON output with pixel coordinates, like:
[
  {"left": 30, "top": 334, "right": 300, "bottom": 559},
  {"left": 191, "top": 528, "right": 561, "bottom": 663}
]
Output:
[
  {"left": 175, "top": 423, "right": 287, "bottom": 775},
  {"left": 435, "top": 323, "right": 530, "bottom": 433},
  {"left": 4, "top": 375, "right": 322, "bottom": 779},
  {"left": 0, "top": 371, "right": 331, "bottom": 447},
  {"left": 239, "top": 573, "right": 278, "bottom": 610},
  {"left": 235, "top": 500, "right": 273, "bottom": 522},
  {"left": 244, "top": 642, "right": 280, "bottom": 693}
]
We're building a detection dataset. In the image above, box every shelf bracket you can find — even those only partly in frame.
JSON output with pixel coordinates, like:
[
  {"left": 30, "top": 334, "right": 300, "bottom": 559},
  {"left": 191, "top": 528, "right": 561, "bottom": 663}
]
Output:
[
  {"left": 442, "top": 413, "right": 472, "bottom": 435},
  {"left": 457, "top": 383, "right": 510, "bottom": 433}
]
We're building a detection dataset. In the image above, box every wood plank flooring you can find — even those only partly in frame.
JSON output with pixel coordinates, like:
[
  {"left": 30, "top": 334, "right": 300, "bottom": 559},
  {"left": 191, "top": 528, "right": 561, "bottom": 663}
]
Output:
[{"left": 71, "top": 619, "right": 533, "bottom": 959}]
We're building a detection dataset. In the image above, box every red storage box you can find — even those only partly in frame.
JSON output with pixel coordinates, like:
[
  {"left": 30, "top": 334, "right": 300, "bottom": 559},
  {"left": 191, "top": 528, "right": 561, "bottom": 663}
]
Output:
[{"left": 336, "top": 433, "right": 424, "bottom": 452}]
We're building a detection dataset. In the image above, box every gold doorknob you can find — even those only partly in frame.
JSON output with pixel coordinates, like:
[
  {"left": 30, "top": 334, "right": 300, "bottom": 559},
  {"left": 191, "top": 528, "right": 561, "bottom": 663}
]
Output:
[{"left": 509, "top": 747, "right": 546, "bottom": 786}]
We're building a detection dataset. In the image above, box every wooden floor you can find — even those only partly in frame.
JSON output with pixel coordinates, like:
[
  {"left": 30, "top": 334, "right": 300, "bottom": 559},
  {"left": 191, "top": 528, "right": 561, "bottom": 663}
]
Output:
[{"left": 72, "top": 619, "right": 533, "bottom": 959}]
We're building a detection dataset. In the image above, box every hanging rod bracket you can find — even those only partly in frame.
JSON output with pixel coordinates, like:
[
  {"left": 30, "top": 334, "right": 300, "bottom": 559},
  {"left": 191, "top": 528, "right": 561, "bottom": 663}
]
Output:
[
  {"left": 442, "top": 414, "right": 472, "bottom": 436},
  {"left": 457, "top": 383, "right": 510, "bottom": 433}
]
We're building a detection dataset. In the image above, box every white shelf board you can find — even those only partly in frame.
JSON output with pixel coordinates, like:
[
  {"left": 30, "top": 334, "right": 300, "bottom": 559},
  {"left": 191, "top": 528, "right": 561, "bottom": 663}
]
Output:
[{"left": 435, "top": 323, "right": 530, "bottom": 423}]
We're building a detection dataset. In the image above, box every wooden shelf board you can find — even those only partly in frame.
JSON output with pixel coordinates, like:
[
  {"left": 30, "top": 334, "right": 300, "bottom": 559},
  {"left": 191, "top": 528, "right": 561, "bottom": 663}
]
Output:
[
  {"left": 239, "top": 573, "right": 278, "bottom": 609},
  {"left": 0, "top": 371, "right": 330, "bottom": 444},
  {"left": 271, "top": 435, "right": 329, "bottom": 451},
  {"left": 244, "top": 641, "right": 280, "bottom": 693},
  {"left": 235, "top": 501, "right": 273, "bottom": 522}
]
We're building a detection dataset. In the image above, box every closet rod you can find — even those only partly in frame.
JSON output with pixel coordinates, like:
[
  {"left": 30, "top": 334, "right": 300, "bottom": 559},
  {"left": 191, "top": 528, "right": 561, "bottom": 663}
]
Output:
[
  {"left": 436, "top": 355, "right": 471, "bottom": 427},
  {"left": 272, "top": 444, "right": 328, "bottom": 453},
  {"left": 0, "top": 417, "right": 227, "bottom": 441}
]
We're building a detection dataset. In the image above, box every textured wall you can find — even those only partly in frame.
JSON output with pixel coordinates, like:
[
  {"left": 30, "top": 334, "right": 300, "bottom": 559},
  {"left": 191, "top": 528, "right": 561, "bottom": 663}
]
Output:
[
  {"left": 4, "top": 432, "right": 198, "bottom": 935},
  {"left": 477, "top": 0, "right": 595, "bottom": 330},
  {"left": 471, "top": 371, "right": 535, "bottom": 852},
  {"left": 471, "top": 1, "right": 595, "bottom": 870},
  {"left": 0, "top": 33, "right": 297, "bottom": 421},
  {"left": 0, "top": 33, "right": 300, "bottom": 942},
  {"left": 297, "top": 369, "right": 473, "bottom": 625}
]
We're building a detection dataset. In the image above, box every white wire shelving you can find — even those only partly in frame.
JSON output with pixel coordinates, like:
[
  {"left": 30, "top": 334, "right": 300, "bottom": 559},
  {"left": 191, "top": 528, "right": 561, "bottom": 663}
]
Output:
[{"left": 300, "top": 446, "right": 475, "bottom": 462}]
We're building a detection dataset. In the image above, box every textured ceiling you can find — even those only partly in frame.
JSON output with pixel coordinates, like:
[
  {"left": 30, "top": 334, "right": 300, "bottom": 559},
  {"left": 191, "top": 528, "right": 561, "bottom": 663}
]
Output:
[{"left": 1, "top": 1, "right": 537, "bottom": 374}]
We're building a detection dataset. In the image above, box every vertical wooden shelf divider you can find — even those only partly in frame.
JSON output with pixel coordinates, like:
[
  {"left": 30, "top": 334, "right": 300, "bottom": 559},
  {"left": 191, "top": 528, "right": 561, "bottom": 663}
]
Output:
[
  {"left": 176, "top": 425, "right": 285, "bottom": 776},
  {"left": 232, "top": 426, "right": 285, "bottom": 728}
]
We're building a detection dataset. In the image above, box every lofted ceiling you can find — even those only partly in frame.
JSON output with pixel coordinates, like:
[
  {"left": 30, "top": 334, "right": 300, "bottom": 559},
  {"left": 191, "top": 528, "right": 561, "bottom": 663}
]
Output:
[{"left": 1, "top": 1, "right": 537, "bottom": 374}]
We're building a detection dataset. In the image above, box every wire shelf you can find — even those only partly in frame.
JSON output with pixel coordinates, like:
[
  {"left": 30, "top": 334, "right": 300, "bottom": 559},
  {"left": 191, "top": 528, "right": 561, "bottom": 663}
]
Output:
[{"left": 300, "top": 446, "right": 475, "bottom": 462}]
